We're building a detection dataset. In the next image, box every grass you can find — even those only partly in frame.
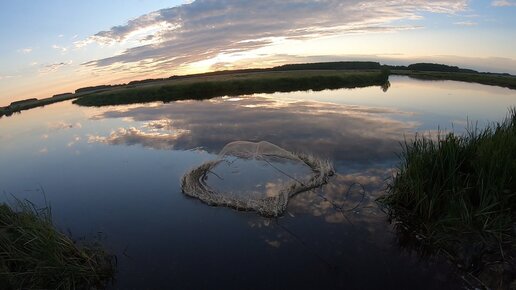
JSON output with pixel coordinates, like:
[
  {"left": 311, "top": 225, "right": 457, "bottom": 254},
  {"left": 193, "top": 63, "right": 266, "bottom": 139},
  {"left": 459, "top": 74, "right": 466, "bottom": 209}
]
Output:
[
  {"left": 393, "top": 70, "right": 516, "bottom": 90},
  {"left": 73, "top": 70, "right": 389, "bottom": 107},
  {"left": 378, "top": 108, "right": 516, "bottom": 287},
  {"left": 0, "top": 199, "right": 115, "bottom": 289},
  {"left": 0, "top": 94, "right": 77, "bottom": 118}
]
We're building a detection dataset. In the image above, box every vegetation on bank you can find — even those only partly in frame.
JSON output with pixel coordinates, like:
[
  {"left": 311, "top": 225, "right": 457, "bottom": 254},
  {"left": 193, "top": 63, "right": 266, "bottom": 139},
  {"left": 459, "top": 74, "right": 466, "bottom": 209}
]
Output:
[
  {"left": 2, "top": 61, "right": 516, "bottom": 116},
  {"left": 395, "top": 70, "right": 516, "bottom": 90},
  {"left": 273, "top": 61, "right": 382, "bottom": 71},
  {"left": 387, "top": 62, "right": 478, "bottom": 73},
  {"left": 379, "top": 108, "right": 516, "bottom": 287},
  {"left": 0, "top": 93, "right": 78, "bottom": 118},
  {"left": 0, "top": 200, "right": 115, "bottom": 289},
  {"left": 73, "top": 70, "right": 389, "bottom": 106}
]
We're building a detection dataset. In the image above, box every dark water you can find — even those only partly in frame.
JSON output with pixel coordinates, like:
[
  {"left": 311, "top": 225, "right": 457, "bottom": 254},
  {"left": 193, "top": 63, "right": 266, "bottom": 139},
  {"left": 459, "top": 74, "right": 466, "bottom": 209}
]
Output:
[{"left": 1, "top": 76, "right": 515, "bottom": 289}]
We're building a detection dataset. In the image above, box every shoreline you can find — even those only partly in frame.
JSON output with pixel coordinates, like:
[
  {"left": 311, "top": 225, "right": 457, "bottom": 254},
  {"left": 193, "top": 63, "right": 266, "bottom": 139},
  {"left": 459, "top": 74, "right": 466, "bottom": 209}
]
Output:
[{"left": 2, "top": 61, "right": 515, "bottom": 118}]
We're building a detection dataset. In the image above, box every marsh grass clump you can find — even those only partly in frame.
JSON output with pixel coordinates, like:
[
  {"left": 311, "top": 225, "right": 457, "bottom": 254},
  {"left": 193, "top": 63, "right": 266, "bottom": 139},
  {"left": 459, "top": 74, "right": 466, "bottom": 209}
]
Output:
[
  {"left": 379, "top": 108, "right": 516, "bottom": 275},
  {"left": 0, "top": 200, "right": 115, "bottom": 289}
]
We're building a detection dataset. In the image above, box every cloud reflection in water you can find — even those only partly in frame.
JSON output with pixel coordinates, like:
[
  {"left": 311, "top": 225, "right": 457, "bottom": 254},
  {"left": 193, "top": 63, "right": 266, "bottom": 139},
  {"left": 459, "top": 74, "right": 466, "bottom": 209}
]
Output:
[{"left": 88, "top": 95, "right": 417, "bottom": 167}]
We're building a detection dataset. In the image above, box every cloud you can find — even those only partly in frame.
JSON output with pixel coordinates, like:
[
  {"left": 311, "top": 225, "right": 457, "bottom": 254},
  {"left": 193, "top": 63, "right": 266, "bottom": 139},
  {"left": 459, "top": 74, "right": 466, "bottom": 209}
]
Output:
[
  {"left": 18, "top": 48, "right": 33, "bottom": 54},
  {"left": 52, "top": 44, "right": 68, "bottom": 53},
  {"left": 67, "top": 136, "right": 81, "bottom": 147},
  {"left": 491, "top": 0, "right": 516, "bottom": 6},
  {"left": 453, "top": 21, "right": 477, "bottom": 26},
  {"left": 89, "top": 127, "right": 189, "bottom": 149},
  {"left": 81, "top": 0, "right": 467, "bottom": 71},
  {"left": 40, "top": 61, "right": 73, "bottom": 73},
  {"left": 87, "top": 95, "right": 417, "bottom": 165},
  {"left": 0, "top": 75, "right": 18, "bottom": 81},
  {"left": 289, "top": 168, "right": 395, "bottom": 224},
  {"left": 48, "top": 121, "right": 82, "bottom": 131}
]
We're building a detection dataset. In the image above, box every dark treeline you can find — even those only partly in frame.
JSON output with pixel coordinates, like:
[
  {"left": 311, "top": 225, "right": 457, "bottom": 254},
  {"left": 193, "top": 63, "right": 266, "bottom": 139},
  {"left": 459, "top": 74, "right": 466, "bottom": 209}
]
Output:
[
  {"left": 407, "top": 63, "right": 478, "bottom": 73},
  {"left": 3, "top": 60, "right": 514, "bottom": 118},
  {"left": 386, "top": 63, "right": 478, "bottom": 73},
  {"left": 75, "top": 61, "right": 383, "bottom": 93},
  {"left": 127, "top": 68, "right": 270, "bottom": 86},
  {"left": 126, "top": 62, "right": 383, "bottom": 86},
  {"left": 272, "top": 61, "right": 382, "bottom": 71},
  {"left": 75, "top": 61, "right": 502, "bottom": 94},
  {"left": 52, "top": 92, "right": 73, "bottom": 98},
  {"left": 74, "top": 61, "right": 511, "bottom": 95},
  {"left": 75, "top": 84, "right": 124, "bottom": 94},
  {"left": 34, "top": 60, "right": 516, "bottom": 96},
  {"left": 9, "top": 98, "right": 37, "bottom": 106},
  {"left": 74, "top": 71, "right": 389, "bottom": 107},
  {"left": 1, "top": 94, "right": 77, "bottom": 118}
]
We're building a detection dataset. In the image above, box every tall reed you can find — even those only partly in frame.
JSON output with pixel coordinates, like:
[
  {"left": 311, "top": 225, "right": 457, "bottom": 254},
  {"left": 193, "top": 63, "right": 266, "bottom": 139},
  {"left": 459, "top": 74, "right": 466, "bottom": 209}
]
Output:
[
  {"left": 380, "top": 108, "right": 516, "bottom": 265},
  {"left": 0, "top": 199, "right": 115, "bottom": 289}
]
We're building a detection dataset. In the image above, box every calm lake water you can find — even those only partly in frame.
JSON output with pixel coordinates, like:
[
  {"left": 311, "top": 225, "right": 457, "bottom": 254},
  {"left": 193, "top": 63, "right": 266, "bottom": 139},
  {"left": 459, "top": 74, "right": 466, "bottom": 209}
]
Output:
[{"left": 1, "top": 76, "right": 515, "bottom": 289}]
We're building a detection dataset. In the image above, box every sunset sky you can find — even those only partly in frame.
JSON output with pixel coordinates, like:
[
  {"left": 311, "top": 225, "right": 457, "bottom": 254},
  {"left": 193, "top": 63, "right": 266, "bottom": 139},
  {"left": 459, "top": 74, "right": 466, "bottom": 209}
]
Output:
[{"left": 1, "top": 0, "right": 515, "bottom": 105}]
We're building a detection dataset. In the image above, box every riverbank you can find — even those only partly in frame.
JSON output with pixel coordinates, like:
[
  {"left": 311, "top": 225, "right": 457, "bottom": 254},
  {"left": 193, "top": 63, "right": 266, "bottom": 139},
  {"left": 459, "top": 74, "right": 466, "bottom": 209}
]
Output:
[
  {"left": 379, "top": 108, "right": 516, "bottom": 289},
  {"left": 0, "top": 93, "right": 77, "bottom": 118},
  {"left": 2, "top": 61, "right": 515, "bottom": 116},
  {"left": 394, "top": 70, "right": 516, "bottom": 90},
  {"left": 73, "top": 69, "right": 389, "bottom": 107},
  {"left": 0, "top": 200, "right": 115, "bottom": 289}
]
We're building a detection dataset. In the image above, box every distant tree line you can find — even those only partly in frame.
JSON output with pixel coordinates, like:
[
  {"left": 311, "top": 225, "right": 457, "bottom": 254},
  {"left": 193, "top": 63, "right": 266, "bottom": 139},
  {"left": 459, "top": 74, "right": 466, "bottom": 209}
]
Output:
[
  {"left": 385, "top": 63, "right": 478, "bottom": 73},
  {"left": 272, "top": 61, "right": 382, "bottom": 71},
  {"left": 75, "top": 84, "right": 124, "bottom": 94},
  {"left": 75, "top": 62, "right": 384, "bottom": 93},
  {"left": 73, "top": 61, "right": 512, "bottom": 94}
]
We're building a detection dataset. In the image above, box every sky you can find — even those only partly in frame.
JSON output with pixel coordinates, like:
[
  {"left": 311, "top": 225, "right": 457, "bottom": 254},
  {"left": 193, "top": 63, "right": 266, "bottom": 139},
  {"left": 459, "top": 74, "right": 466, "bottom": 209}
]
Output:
[{"left": 1, "top": 0, "right": 515, "bottom": 104}]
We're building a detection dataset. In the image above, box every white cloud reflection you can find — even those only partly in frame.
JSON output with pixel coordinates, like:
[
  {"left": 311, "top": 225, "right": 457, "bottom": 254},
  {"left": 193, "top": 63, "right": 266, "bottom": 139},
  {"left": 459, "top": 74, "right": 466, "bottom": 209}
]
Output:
[{"left": 87, "top": 95, "right": 418, "bottom": 166}]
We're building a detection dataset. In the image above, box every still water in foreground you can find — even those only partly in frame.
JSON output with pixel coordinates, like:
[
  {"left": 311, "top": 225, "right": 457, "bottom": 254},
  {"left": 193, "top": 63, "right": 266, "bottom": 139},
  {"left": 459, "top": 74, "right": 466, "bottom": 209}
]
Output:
[{"left": 1, "top": 76, "right": 515, "bottom": 289}]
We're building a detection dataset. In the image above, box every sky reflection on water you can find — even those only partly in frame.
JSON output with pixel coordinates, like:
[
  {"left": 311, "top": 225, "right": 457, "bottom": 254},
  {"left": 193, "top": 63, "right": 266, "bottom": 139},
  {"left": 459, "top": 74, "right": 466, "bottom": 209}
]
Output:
[
  {"left": 88, "top": 95, "right": 415, "bottom": 169},
  {"left": 0, "top": 77, "right": 515, "bottom": 289}
]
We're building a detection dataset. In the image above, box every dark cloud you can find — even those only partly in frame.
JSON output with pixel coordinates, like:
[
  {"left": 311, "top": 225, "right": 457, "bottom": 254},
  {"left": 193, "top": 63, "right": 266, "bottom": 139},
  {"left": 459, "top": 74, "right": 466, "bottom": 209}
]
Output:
[{"left": 82, "top": 0, "right": 467, "bottom": 71}]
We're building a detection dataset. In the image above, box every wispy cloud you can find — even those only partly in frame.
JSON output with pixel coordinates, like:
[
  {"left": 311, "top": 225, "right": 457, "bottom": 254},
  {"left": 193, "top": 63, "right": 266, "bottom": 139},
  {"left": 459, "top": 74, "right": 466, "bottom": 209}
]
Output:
[
  {"left": 454, "top": 21, "right": 477, "bottom": 26},
  {"left": 52, "top": 44, "right": 68, "bottom": 53},
  {"left": 18, "top": 48, "right": 33, "bottom": 54},
  {"left": 39, "top": 61, "right": 73, "bottom": 73},
  {"left": 0, "top": 75, "right": 19, "bottom": 81},
  {"left": 47, "top": 121, "right": 82, "bottom": 130},
  {"left": 491, "top": 0, "right": 516, "bottom": 6},
  {"left": 80, "top": 0, "right": 467, "bottom": 72}
]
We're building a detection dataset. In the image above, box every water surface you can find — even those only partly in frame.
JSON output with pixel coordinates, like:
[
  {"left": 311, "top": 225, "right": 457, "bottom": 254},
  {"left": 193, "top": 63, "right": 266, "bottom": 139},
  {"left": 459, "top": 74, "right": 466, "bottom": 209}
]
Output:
[{"left": 1, "top": 76, "right": 515, "bottom": 289}]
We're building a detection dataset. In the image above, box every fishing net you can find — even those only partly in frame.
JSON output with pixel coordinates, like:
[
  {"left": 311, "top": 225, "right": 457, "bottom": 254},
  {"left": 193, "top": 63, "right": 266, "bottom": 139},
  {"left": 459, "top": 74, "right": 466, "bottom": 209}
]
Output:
[{"left": 181, "top": 141, "right": 334, "bottom": 217}]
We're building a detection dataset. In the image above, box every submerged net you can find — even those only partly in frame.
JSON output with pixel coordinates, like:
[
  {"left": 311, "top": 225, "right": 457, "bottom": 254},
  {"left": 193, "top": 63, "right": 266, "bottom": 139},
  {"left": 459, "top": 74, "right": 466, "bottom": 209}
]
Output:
[{"left": 181, "top": 141, "right": 334, "bottom": 217}]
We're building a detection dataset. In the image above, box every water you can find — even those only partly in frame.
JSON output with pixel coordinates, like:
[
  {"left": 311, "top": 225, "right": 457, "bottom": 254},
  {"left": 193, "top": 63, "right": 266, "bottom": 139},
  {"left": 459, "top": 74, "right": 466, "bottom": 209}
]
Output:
[{"left": 1, "top": 76, "right": 515, "bottom": 289}]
